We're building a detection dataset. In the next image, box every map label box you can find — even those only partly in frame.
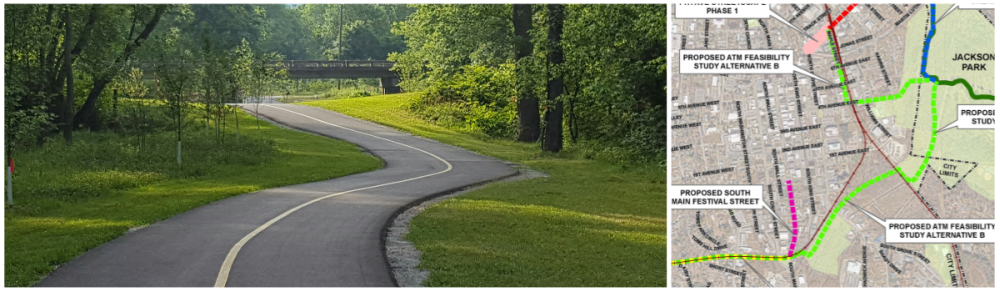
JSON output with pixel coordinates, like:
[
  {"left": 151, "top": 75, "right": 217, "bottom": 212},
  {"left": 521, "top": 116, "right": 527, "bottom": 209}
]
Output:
[
  {"left": 886, "top": 219, "right": 996, "bottom": 243},
  {"left": 679, "top": 49, "right": 829, "bottom": 82},
  {"left": 938, "top": 104, "right": 996, "bottom": 132},
  {"left": 674, "top": 3, "right": 771, "bottom": 18},
  {"left": 669, "top": 185, "right": 763, "bottom": 209}
]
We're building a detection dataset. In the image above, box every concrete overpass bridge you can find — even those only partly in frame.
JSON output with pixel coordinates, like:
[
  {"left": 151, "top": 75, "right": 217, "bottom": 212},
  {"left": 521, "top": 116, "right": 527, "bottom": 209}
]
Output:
[
  {"left": 276, "top": 60, "right": 394, "bottom": 78},
  {"left": 141, "top": 60, "right": 401, "bottom": 94},
  {"left": 276, "top": 60, "right": 400, "bottom": 94}
]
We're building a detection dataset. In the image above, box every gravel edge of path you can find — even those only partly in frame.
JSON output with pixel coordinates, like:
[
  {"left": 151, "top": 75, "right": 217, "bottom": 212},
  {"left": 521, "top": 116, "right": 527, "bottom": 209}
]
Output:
[
  {"left": 246, "top": 104, "right": 545, "bottom": 287},
  {"left": 385, "top": 164, "right": 548, "bottom": 287}
]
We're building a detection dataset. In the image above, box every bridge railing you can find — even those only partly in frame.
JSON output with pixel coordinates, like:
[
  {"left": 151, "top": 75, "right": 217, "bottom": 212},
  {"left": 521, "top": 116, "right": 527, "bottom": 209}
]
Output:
[
  {"left": 272, "top": 60, "right": 395, "bottom": 68},
  {"left": 130, "top": 60, "right": 395, "bottom": 70}
]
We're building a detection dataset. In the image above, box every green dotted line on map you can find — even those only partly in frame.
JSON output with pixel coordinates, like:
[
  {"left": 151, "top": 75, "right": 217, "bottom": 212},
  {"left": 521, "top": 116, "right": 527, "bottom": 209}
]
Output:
[{"left": 673, "top": 28, "right": 947, "bottom": 267}]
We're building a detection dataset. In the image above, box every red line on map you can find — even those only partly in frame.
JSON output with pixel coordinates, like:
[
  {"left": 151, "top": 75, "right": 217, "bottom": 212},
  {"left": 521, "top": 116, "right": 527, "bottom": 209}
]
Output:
[
  {"left": 677, "top": 7, "right": 972, "bottom": 285},
  {"left": 822, "top": 3, "right": 966, "bottom": 287},
  {"left": 829, "top": 4, "right": 858, "bottom": 28},
  {"left": 792, "top": 4, "right": 873, "bottom": 257},
  {"left": 803, "top": 4, "right": 857, "bottom": 54}
]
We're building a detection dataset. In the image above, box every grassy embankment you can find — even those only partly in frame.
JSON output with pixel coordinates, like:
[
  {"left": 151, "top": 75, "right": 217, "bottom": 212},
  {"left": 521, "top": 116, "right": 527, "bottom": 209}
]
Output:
[
  {"left": 3, "top": 108, "right": 381, "bottom": 287},
  {"left": 301, "top": 93, "right": 666, "bottom": 287}
]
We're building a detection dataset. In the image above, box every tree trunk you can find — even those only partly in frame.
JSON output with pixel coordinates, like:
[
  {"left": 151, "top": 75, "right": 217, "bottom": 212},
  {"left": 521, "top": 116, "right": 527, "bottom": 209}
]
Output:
[
  {"left": 513, "top": 4, "right": 540, "bottom": 142},
  {"left": 221, "top": 105, "right": 227, "bottom": 142},
  {"left": 112, "top": 89, "right": 119, "bottom": 131},
  {"left": 543, "top": 4, "right": 564, "bottom": 153},
  {"left": 73, "top": 5, "right": 165, "bottom": 128},
  {"left": 73, "top": 78, "right": 111, "bottom": 131},
  {"left": 571, "top": 87, "right": 580, "bottom": 143},
  {"left": 62, "top": 7, "right": 74, "bottom": 145},
  {"left": 339, "top": 4, "right": 344, "bottom": 60},
  {"left": 235, "top": 106, "right": 239, "bottom": 142},
  {"left": 176, "top": 92, "right": 182, "bottom": 166}
]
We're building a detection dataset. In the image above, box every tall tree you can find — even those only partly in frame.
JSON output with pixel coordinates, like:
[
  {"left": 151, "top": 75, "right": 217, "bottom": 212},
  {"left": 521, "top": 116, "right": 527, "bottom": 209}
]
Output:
[
  {"left": 258, "top": 5, "right": 320, "bottom": 60},
  {"left": 71, "top": 5, "right": 167, "bottom": 130},
  {"left": 5, "top": 4, "right": 102, "bottom": 145},
  {"left": 149, "top": 27, "right": 196, "bottom": 166},
  {"left": 300, "top": 4, "right": 412, "bottom": 61},
  {"left": 513, "top": 4, "right": 539, "bottom": 142},
  {"left": 386, "top": 4, "right": 666, "bottom": 160},
  {"left": 543, "top": 4, "right": 564, "bottom": 152},
  {"left": 389, "top": 4, "right": 513, "bottom": 90},
  {"left": 62, "top": 6, "right": 74, "bottom": 144}
]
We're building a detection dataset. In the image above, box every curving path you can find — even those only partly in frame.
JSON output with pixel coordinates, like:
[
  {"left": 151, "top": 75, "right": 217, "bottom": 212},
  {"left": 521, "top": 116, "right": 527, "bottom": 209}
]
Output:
[{"left": 37, "top": 103, "right": 517, "bottom": 287}]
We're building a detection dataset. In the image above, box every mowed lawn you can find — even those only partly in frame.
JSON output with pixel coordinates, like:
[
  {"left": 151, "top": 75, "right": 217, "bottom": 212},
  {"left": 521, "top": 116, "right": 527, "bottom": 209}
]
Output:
[
  {"left": 4, "top": 109, "right": 382, "bottom": 287},
  {"left": 301, "top": 93, "right": 666, "bottom": 287}
]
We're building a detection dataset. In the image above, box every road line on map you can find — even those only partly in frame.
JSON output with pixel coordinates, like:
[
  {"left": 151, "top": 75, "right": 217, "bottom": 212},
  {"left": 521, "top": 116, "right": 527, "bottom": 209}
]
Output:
[
  {"left": 675, "top": 7, "right": 978, "bottom": 284},
  {"left": 828, "top": 5, "right": 964, "bottom": 286},
  {"left": 742, "top": 259, "right": 774, "bottom": 287}
]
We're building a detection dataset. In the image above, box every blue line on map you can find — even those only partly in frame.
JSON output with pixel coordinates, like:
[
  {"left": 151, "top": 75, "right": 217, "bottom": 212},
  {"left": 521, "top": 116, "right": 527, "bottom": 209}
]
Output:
[{"left": 920, "top": 4, "right": 937, "bottom": 82}]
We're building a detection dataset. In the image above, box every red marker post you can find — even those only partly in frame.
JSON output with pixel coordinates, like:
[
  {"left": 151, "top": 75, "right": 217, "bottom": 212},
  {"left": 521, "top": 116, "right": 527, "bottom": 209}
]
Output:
[{"left": 6, "top": 157, "right": 13, "bottom": 205}]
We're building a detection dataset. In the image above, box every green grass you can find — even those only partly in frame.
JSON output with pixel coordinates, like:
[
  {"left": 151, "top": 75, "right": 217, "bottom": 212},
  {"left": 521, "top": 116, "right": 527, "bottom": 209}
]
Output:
[
  {"left": 287, "top": 83, "right": 383, "bottom": 102},
  {"left": 3, "top": 109, "right": 382, "bottom": 287},
  {"left": 300, "top": 93, "right": 666, "bottom": 287},
  {"left": 281, "top": 95, "right": 326, "bottom": 103}
]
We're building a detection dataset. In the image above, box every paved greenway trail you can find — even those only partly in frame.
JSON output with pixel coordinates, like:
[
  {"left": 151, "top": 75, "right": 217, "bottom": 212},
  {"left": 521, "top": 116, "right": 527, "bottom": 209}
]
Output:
[{"left": 38, "top": 103, "right": 516, "bottom": 287}]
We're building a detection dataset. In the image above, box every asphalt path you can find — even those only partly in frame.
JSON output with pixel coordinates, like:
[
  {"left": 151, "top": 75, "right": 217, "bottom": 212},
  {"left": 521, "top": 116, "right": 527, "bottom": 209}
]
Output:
[{"left": 37, "top": 103, "right": 517, "bottom": 287}]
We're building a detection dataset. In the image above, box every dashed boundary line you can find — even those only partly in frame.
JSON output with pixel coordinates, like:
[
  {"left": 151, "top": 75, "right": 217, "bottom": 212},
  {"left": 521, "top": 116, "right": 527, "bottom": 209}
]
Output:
[{"left": 915, "top": 157, "right": 980, "bottom": 191}]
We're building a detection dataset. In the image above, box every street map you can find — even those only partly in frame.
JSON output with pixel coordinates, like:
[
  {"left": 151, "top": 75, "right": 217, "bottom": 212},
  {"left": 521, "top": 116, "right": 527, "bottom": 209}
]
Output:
[{"left": 669, "top": 3, "right": 995, "bottom": 287}]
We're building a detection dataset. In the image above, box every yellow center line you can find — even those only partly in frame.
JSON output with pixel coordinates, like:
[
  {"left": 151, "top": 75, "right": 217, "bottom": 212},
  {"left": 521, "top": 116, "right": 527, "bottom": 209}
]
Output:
[{"left": 214, "top": 104, "right": 453, "bottom": 287}]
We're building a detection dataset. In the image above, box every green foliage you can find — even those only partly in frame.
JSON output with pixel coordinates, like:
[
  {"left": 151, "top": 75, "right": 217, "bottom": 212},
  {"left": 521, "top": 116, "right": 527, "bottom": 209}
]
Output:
[
  {"left": 4, "top": 4, "right": 168, "bottom": 145},
  {"left": 301, "top": 93, "right": 665, "bottom": 286},
  {"left": 236, "top": 38, "right": 289, "bottom": 101},
  {"left": 115, "top": 68, "right": 149, "bottom": 100},
  {"left": 257, "top": 4, "right": 320, "bottom": 60},
  {"left": 286, "top": 78, "right": 382, "bottom": 100},
  {"left": 561, "top": 4, "right": 666, "bottom": 164},
  {"left": 4, "top": 77, "right": 56, "bottom": 151},
  {"left": 388, "top": 4, "right": 514, "bottom": 91},
  {"left": 349, "top": 90, "right": 374, "bottom": 98},
  {"left": 4, "top": 109, "right": 382, "bottom": 286},
  {"left": 12, "top": 130, "right": 276, "bottom": 202},
  {"left": 299, "top": 4, "right": 413, "bottom": 61},
  {"left": 307, "top": 80, "right": 335, "bottom": 93},
  {"left": 389, "top": 4, "right": 666, "bottom": 164},
  {"left": 410, "top": 64, "right": 517, "bottom": 138},
  {"left": 5, "top": 4, "right": 415, "bottom": 150},
  {"left": 167, "top": 4, "right": 267, "bottom": 53}
]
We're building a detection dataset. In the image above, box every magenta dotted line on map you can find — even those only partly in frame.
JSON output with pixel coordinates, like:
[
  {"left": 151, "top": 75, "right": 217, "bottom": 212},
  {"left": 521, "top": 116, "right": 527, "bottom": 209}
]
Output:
[{"left": 787, "top": 180, "right": 798, "bottom": 257}]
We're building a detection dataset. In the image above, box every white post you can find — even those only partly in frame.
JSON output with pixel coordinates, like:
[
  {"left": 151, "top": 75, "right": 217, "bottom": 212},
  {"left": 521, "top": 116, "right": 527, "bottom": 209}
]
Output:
[
  {"left": 6, "top": 163, "right": 12, "bottom": 205},
  {"left": 177, "top": 141, "right": 182, "bottom": 166}
]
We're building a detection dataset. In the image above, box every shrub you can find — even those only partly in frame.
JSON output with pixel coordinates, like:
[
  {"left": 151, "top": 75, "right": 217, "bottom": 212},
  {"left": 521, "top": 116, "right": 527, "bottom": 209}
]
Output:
[
  {"left": 12, "top": 127, "right": 278, "bottom": 203},
  {"left": 350, "top": 90, "right": 373, "bottom": 98},
  {"left": 410, "top": 63, "right": 517, "bottom": 139}
]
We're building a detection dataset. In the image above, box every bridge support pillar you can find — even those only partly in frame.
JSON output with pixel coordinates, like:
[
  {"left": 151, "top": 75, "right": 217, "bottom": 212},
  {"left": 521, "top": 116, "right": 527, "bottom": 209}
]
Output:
[{"left": 380, "top": 77, "right": 401, "bottom": 94}]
